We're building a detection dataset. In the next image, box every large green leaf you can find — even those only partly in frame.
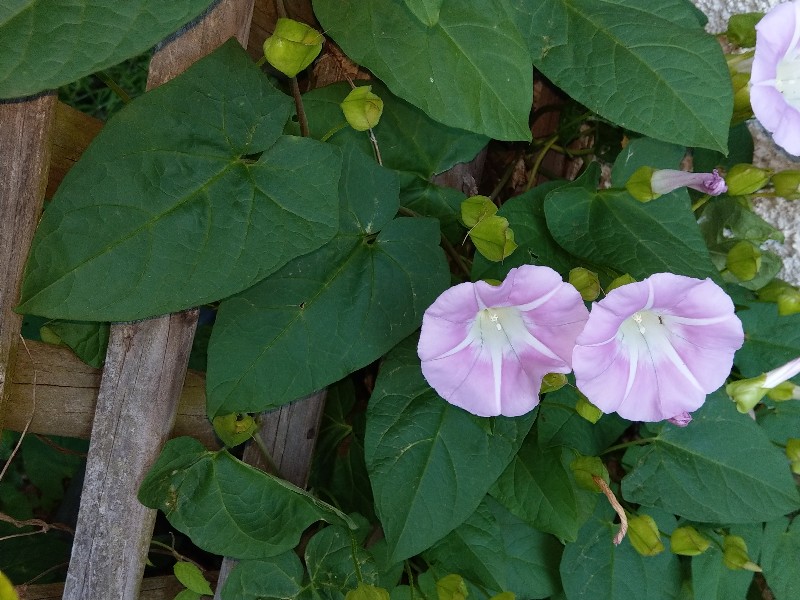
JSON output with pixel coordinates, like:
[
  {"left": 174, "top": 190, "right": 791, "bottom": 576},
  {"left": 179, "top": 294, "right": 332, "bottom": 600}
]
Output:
[
  {"left": 303, "top": 525, "right": 379, "bottom": 600},
  {"left": 621, "top": 396, "right": 800, "bottom": 523},
  {"left": 221, "top": 552, "right": 305, "bottom": 600},
  {"left": 424, "top": 496, "right": 561, "bottom": 599},
  {"left": 735, "top": 302, "right": 800, "bottom": 379},
  {"left": 365, "top": 337, "right": 535, "bottom": 562},
  {"left": 297, "top": 81, "right": 487, "bottom": 179},
  {"left": 690, "top": 524, "right": 761, "bottom": 600},
  {"left": 138, "top": 437, "right": 355, "bottom": 560},
  {"left": 508, "top": 0, "right": 731, "bottom": 151},
  {"left": 40, "top": 320, "right": 109, "bottom": 368},
  {"left": 610, "top": 137, "right": 685, "bottom": 186},
  {"left": 18, "top": 40, "right": 341, "bottom": 321},
  {"left": 312, "top": 0, "right": 532, "bottom": 141},
  {"left": 560, "top": 503, "right": 682, "bottom": 600},
  {"left": 206, "top": 148, "right": 448, "bottom": 417},
  {"left": 544, "top": 165, "right": 716, "bottom": 280},
  {"left": 761, "top": 518, "right": 800, "bottom": 600},
  {"left": 0, "top": 0, "right": 214, "bottom": 98},
  {"left": 490, "top": 437, "right": 597, "bottom": 542}
]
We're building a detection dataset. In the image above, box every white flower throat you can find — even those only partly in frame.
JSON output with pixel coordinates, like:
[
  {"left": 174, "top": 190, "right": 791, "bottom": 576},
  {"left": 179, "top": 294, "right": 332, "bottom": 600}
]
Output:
[{"left": 777, "top": 51, "right": 800, "bottom": 108}]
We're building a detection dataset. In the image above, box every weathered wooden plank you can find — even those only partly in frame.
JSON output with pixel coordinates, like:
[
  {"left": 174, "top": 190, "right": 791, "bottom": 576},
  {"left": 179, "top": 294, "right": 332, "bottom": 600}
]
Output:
[
  {"left": 62, "top": 1, "right": 256, "bottom": 598},
  {"left": 4, "top": 340, "right": 216, "bottom": 447},
  {"left": 17, "top": 574, "right": 208, "bottom": 600},
  {"left": 0, "top": 94, "right": 57, "bottom": 433},
  {"left": 45, "top": 102, "right": 103, "bottom": 198}
]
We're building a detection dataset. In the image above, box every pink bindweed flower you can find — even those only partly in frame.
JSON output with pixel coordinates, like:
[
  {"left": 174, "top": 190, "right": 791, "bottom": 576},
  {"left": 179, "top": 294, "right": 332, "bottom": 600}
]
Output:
[
  {"left": 417, "top": 265, "right": 589, "bottom": 417},
  {"left": 572, "top": 273, "right": 744, "bottom": 422},
  {"left": 750, "top": 1, "right": 800, "bottom": 156},
  {"left": 650, "top": 169, "right": 727, "bottom": 196}
]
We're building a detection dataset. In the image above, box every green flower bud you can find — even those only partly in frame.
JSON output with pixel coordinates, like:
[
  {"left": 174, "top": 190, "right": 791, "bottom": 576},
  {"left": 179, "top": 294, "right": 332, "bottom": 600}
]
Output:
[
  {"left": 778, "top": 290, "right": 800, "bottom": 316},
  {"left": 212, "top": 412, "right": 258, "bottom": 447},
  {"left": 731, "top": 72, "right": 754, "bottom": 125},
  {"left": 766, "top": 381, "right": 799, "bottom": 401},
  {"left": 628, "top": 514, "right": 664, "bottom": 556},
  {"left": 569, "top": 455, "right": 609, "bottom": 492},
  {"left": 727, "top": 13, "right": 763, "bottom": 47},
  {"left": 725, "top": 164, "right": 772, "bottom": 195},
  {"left": 346, "top": 584, "right": 390, "bottom": 600},
  {"left": 575, "top": 393, "right": 603, "bottom": 424},
  {"left": 461, "top": 195, "right": 497, "bottom": 228},
  {"left": 436, "top": 574, "right": 467, "bottom": 600},
  {"left": 723, "top": 535, "right": 762, "bottom": 572},
  {"left": 626, "top": 166, "right": 659, "bottom": 201},
  {"left": 725, "top": 240, "right": 761, "bottom": 282},
  {"left": 340, "top": 86, "right": 384, "bottom": 131},
  {"left": 726, "top": 375, "right": 769, "bottom": 413},
  {"left": 262, "top": 18, "right": 323, "bottom": 77},
  {"left": 488, "top": 593, "right": 514, "bottom": 600},
  {"left": 469, "top": 215, "right": 517, "bottom": 262},
  {"left": 569, "top": 267, "right": 601, "bottom": 301},
  {"left": 771, "top": 170, "right": 800, "bottom": 199},
  {"left": 539, "top": 372, "right": 567, "bottom": 394},
  {"left": 787, "top": 439, "right": 800, "bottom": 475},
  {"left": 606, "top": 273, "right": 637, "bottom": 292},
  {"left": 670, "top": 526, "right": 711, "bottom": 556}
]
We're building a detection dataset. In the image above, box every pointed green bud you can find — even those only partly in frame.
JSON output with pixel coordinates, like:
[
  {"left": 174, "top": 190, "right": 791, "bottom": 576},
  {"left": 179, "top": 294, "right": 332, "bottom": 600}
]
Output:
[
  {"left": 569, "top": 267, "right": 600, "bottom": 301},
  {"left": 539, "top": 372, "right": 567, "bottom": 394},
  {"left": 725, "top": 164, "right": 771, "bottom": 195},
  {"left": 469, "top": 216, "right": 517, "bottom": 262},
  {"left": 436, "top": 574, "right": 467, "bottom": 600},
  {"left": 786, "top": 439, "right": 800, "bottom": 475},
  {"left": 575, "top": 393, "right": 603, "bottom": 424},
  {"left": 723, "top": 535, "right": 762, "bottom": 572},
  {"left": 212, "top": 412, "right": 258, "bottom": 447},
  {"left": 725, "top": 240, "right": 761, "bottom": 282},
  {"left": 488, "top": 593, "right": 514, "bottom": 600},
  {"left": 626, "top": 166, "right": 659, "bottom": 201},
  {"left": 346, "top": 584, "right": 391, "bottom": 600},
  {"left": 731, "top": 72, "right": 753, "bottom": 125},
  {"left": 726, "top": 13, "right": 764, "bottom": 48},
  {"left": 670, "top": 526, "right": 711, "bottom": 556},
  {"left": 757, "top": 278, "right": 796, "bottom": 302},
  {"left": 461, "top": 195, "right": 497, "bottom": 228},
  {"left": 570, "top": 455, "right": 609, "bottom": 492},
  {"left": 606, "top": 273, "right": 637, "bottom": 293},
  {"left": 262, "top": 18, "right": 323, "bottom": 77},
  {"left": 778, "top": 290, "right": 800, "bottom": 316},
  {"left": 627, "top": 514, "right": 664, "bottom": 556},
  {"left": 766, "top": 381, "right": 799, "bottom": 401},
  {"left": 771, "top": 170, "right": 800, "bottom": 199},
  {"left": 726, "top": 375, "right": 769, "bottom": 413},
  {"left": 341, "top": 86, "right": 384, "bottom": 131}
]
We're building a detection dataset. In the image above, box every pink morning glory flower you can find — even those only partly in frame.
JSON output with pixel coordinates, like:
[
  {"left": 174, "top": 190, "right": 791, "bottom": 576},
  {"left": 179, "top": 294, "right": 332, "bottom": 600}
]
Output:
[
  {"left": 750, "top": 0, "right": 800, "bottom": 156},
  {"left": 417, "top": 265, "right": 589, "bottom": 417},
  {"left": 572, "top": 273, "right": 744, "bottom": 422},
  {"left": 650, "top": 169, "right": 727, "bottom": 196}
]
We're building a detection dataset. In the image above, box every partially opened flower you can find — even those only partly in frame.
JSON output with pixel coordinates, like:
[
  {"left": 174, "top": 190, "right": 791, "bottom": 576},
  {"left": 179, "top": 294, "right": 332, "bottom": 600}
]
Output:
[
  {"left": 650, "top": 169, "right": 728, "bottom": 196},
  {"left": 572, "top": 273, "right": 744, "bottom": 422},
  {"left": 418, "top": 265, "right": 589, "bottom": 417},
  {"left": 750, "top": 1, "right": 800, "bottom": 155},
  {"left": 726, "top": 355, "right": 800, "bottom": 412}
]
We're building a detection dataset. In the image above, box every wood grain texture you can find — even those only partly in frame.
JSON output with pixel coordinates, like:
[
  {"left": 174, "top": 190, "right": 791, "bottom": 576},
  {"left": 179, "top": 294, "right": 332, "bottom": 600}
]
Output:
[
  {"left": 4, "top": 340, "right": 216, "bottom": 447},
  {"left": 63, "top": 1, "right": 256, "bottom": 598},
  {"left": 45, "top": 102, "right": 103, "bottom": 198},
  {"left": 0, "top": 94, "right": 56, "bottom": 433},
  {"left": 17, "top": 574, "right": 209, "bottom": 600}
]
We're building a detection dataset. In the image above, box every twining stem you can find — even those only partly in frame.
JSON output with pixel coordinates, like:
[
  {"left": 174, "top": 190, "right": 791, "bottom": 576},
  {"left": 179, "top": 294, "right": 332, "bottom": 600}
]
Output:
[
  {"left": 350, "top": 531, "right": 364, "bottom": 583},
  {"left": 601, "top": 437, "right": 653, "bottom": 455},
  {"left": 96, "top": 71, "right": 132, "bottom": 104},
  {"left": 526, "top": 135, "right": 559, "bottom": 191},
  {"left": 250, "top": 427, "right": 281, "bottom": 477},
  {"left": 593, "top": 475, "right": 628, "bottom": 545},
  {"left": 405, "top": 562, "right": 417, "bottom": 600},
  {"left": 272, "top": 0, "right": 310, "bottom": 136}
]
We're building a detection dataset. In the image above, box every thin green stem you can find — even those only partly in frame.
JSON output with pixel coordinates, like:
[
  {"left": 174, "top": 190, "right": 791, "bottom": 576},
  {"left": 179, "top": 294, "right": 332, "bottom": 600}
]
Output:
[
  {"left": 526, "top": 135, "right": 558, "bottom": 191},
  {"left": 350, "top": 531, "right": 364, "bottom": 584},
  {"left": 405, "top": 562, "right": 416, "bottom": 600},
  {"left": 251, "top": 429, "right": 280, "bottom": 476},
  {"left": 291, "top": 78, "right": 310, "bottom": 137},
  {"left": 96, "top": 71, "right": 132, "bottom": 104},
  {"left": 490, "top": 155, "right": 519, "bottom": 201},
  {"left": 321, "top": 122, "right": 348, "bottom": 142},
  {"left": 691, "top": 194, "right": 711, "bottom": 212},
  {"left": 601, "top": 437, "right": 654, "bottom": 455}
]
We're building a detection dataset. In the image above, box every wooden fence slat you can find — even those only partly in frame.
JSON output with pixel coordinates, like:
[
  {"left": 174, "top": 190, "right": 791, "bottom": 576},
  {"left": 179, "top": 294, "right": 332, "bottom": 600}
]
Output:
[
  {"left": 0, "top": 94, "right": 57, "bottom": 433},
  {"left": 45, "top": 102, "right": 103, "bottom": 198},
  {"left": 62, "top": 1, "right": 256, "bottom": 598},
  {"left": 4, "top": 340, "right": 216, "bottom": 447},
  {"left": 18, "top": 573, "right": 212, "bottom": 600}
]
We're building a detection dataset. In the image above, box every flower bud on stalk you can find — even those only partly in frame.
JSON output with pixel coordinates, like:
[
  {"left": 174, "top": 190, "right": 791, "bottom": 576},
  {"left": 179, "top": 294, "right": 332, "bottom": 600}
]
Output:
[
  {"left": 726, "top": 355, "right": 800, "bottom": 412},
  {"left": 725, "top": 240, "right": 761, "bottom": 282},
  {"left": 262, "top": 18, "right": 323, "bottom": 77},
  {"left": 569, "top": 267, "right": 601, "bottom": 301},
  {"left": 626, "top": 167, "right": 727, "bottom": 201},
  {"left": 341, "top": 86, "right": 384, "bottom": 131},
  {"left": 627, "top": 514, "right": 664, "bottom": 556},
  {"left": 771, "top": 170, "right": 800, "bottom": 199},
  {"left": 724, "top": 164, "right": 771, "bottom": 195},
  {"left": 670, "top": 526, "right": 711, "bottom": 556},
  {"left": 723, "top": 535, "right": 762, "bottom": 572}
]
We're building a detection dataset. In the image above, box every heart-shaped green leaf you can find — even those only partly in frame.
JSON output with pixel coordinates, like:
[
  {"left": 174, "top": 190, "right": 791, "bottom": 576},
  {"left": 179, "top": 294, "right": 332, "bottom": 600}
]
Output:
[{"left": 18, "top": 40, "right": 341, "bottom": 321}]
